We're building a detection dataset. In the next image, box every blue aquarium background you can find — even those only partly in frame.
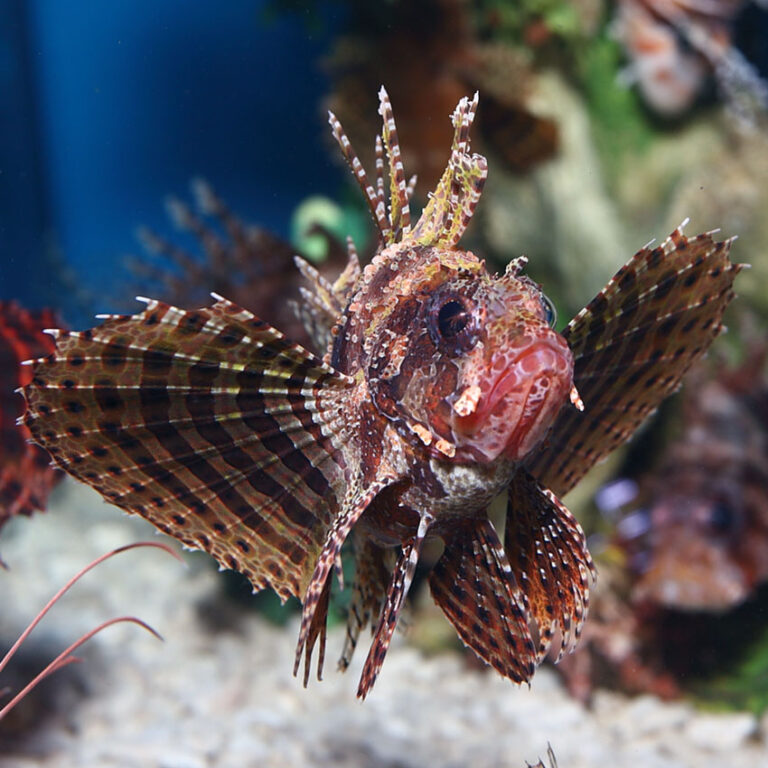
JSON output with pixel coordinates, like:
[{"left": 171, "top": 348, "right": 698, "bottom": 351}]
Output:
[{"left": 0, "top": 0, "right": 341, "bottom": 322}]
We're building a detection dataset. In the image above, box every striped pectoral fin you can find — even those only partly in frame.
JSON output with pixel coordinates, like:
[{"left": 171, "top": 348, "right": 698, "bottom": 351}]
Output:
[
  {"left": 293, "top": 475, "right": 397, "bottom": 686},
  {"left": 23, "top": 296, "right": 354, "bottom": 602},
  {"left": 356, "top": 512, "right": 433, "bottom": 699},
  {"left": 429, "top": 517, "right": 536, "bottom": 684},
  {"left": 527, "top": 224, "right": 742, "bottom": 497},
  {"left": 505, "top": 470, "right": 596, "bottom": 663}
]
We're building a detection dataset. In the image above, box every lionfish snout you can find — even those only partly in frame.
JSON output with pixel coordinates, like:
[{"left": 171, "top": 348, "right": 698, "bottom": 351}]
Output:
[{"left": 450, "top": 329, "right": 573, "bottom": 463}]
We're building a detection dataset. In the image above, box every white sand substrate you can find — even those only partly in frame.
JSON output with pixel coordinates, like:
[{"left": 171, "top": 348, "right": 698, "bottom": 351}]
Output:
[{"left": 1, "top": 480, "right": 766, "bottom": 768}]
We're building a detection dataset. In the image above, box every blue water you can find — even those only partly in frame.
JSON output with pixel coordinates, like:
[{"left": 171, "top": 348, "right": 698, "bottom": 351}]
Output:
[{"left": 0, "top": 0, "right": 342, "bottom": 323}]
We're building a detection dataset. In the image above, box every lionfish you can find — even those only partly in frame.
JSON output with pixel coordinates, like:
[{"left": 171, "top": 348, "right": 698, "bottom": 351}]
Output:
[
  {"left": 0, "top": 302, "right": 62, "bottom": 536},
  {"left": 22, "top": 88, "right": 741, "bottom": 698}
]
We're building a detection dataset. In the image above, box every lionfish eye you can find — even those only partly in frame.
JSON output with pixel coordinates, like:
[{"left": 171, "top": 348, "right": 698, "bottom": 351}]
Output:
[
  {"left": 428, "top": 295, "right": 478, "bottom": 355},
  {"left": 437, "top": 300, "right": 470, "bottom": 337},
  {"left": 542, "top": 296, "right": 557, "bottom": 328}
]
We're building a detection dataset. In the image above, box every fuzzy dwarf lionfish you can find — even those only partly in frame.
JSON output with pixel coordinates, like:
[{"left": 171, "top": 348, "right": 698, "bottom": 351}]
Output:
[
  {"left": 0, "top": 302, "right": 62, "bottom": 536},
  {"left": 22, "top": 89, "right": 740, "bottom": 698},
  {"left": 615, "top": 342, "right": 768, "bottom": 611}
]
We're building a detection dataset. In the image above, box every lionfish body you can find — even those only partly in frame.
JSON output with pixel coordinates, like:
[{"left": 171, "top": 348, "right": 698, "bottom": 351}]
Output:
[
  {"left": 23, "top": 89, "right": 741, "bottom": 697},
  {"left": 0, "top": 302, "right": 62, "bottom": 534}
]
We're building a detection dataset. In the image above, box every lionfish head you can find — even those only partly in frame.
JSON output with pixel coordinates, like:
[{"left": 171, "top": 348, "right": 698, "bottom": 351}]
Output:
[
  {"left": 363, "top": 253, "right": 574, "bottom": 464},
  {"left": 331, "top": 89, "right": 575, "bottom": 465}
]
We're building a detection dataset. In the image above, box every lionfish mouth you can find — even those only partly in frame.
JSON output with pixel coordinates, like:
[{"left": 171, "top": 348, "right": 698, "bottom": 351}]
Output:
[{"left": 450, "top": 338, "right": 573, "bottom": 463}]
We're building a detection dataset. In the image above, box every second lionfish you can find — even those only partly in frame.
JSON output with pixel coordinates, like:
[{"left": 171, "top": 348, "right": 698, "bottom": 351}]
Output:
[{"left": 23, "top": 88, "right": 741, "bottom": 698}]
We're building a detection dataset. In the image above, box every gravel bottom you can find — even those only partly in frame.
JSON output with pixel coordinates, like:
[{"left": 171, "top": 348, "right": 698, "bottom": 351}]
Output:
[{"left": 1, "top": 480, "right": 767, "bottom": 768}]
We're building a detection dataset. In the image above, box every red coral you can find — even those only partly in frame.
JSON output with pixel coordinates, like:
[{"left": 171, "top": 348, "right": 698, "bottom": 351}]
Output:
[{"left": 0, "top": 302, "right": 63, "bottom": 533}]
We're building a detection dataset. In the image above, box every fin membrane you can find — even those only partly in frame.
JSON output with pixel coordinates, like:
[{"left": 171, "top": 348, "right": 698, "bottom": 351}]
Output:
[
  {"left": 24, "top": 296, "right": 353, "bottom": 601},
  {"left": 429, "top": 517, "right": 536, "bottom": 683}
]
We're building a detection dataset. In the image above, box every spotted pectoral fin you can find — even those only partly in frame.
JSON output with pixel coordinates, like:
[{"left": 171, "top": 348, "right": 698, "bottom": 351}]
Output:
[
  {"left": 23, "top": 296, "right": 354, "bottom": 602},
  {"left": 429, "top": 517, "right": 536, "bottom": 683},
  {"left": 505, "top": 470, "right": 595, "bottom": 663},
  {"left": 527, "top": 225, "right": 742, "bottom": 497}
]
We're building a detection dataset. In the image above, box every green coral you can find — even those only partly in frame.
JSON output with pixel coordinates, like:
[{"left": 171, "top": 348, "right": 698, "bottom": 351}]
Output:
[
  {"left": 290, "top": 195, "right": 368, "bottom": 263},
  {"left": 578, "top": 36, "right": 655, "bottom": 169}
]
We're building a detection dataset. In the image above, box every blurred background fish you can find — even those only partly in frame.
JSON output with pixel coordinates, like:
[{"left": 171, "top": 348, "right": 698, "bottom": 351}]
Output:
[
  {"left": 612, "top": 0, "right": 768, "bottom": 120},
  {"left": 125, "top": 179, "right": 350, "bottom": 352},
  {"left": 620, "top": 337, "right": 768, "bottom": 610}
]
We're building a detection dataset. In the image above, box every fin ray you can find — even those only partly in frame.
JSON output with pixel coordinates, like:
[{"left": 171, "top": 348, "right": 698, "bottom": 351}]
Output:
[
  {"left": 338, "top": 536, "right": 390, "bottom": 673},
  {"left": 357, "top": 512, "right": 432, "bottom": 698},
  {"left": 410, "top": 93, "right": 486, "bottom": 248},
  {"left": 293, "top": 475, "right": 396, "bottom": 683}
]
